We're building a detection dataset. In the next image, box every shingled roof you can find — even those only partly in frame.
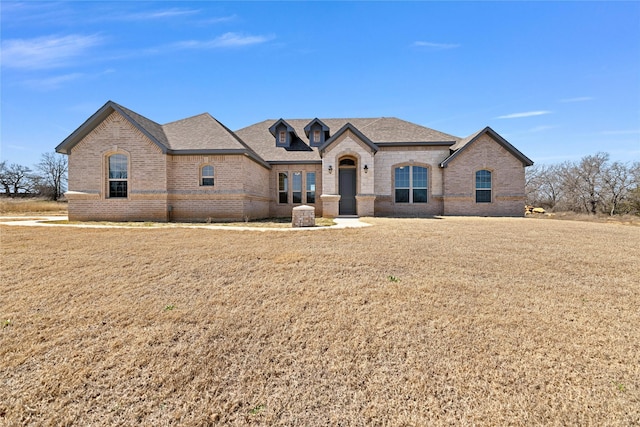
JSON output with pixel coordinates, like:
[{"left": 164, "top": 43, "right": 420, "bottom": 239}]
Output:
[
  {"left": 440, "top": 126, "right": 534, "bottom": 167},
  {"left": 235, "top": 117, "right": 459, "bottom": 163},
  {"left": 59, "top": 102, "right": 533, "bottom": 169},
  {"left": 56, "top": 101, "right": 268, "bottom": 167}
]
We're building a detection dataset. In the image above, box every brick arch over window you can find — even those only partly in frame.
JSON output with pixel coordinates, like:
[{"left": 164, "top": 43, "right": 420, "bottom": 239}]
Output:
[
  {"left": 105, "top": 151, "right": 130, "bottom": 198},
  {"left": 200, "top": 164, "right": 214, "bottom": 186},
  {"left": 475, "top": 169, "right": 493, "bottom": 203},
  {"left": 392, "top": 162, "right": 429, "bottom": 204}
]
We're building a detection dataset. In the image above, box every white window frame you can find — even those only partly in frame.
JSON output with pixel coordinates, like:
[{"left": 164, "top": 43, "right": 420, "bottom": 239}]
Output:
[{"left": 200, "top": 165, "right": 214, "bottom": 186}]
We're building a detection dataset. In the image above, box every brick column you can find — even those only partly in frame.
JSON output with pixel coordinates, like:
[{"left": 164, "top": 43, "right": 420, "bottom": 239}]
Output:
[
  {"left": 355, "top": 194, "right": 376, "bottom": 217},
  {"left": 320, "top": 194, "right": 340, "bottom": 218},
  {"left": 292, "top": 205, "right": 315, "bottom": 227}
]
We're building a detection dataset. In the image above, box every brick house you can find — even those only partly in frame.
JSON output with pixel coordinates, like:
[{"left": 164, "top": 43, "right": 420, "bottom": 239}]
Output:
[{"left": 56, "top": 101, "right": 533, "bottom": 221}]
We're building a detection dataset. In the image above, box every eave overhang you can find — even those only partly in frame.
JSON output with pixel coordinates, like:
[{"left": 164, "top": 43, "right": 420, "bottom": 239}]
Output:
[
  {"left": 376, "top": 141, "right": 456, "bottom": 147},
  {"left": 55, "top": 100, "right": 168, "bottom": 155},
  {"left": 170, "top": 149, "right": 271, "bottom": 169},
  {"left": 318, "top": 123, "right": 379, "bottom": 157},
  {"left": 268, "top": 119, "right": 297, "bottom": 137}
]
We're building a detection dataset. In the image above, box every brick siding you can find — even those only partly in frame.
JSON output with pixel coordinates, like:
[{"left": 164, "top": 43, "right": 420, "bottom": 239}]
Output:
[
  {"left": 65, "top": 111, "right": 527, "bottom": 221},
  {"left": 442, "top": 134, "right": 526, "bottom": 216},
  {"left": 374, "top": 146, "right": 450, "bottom": 216}
]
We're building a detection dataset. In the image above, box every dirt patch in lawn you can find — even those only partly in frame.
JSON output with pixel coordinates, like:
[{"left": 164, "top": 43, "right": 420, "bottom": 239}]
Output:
[{"left": 1, "top": 217, "right": 638, "bottom": 425}]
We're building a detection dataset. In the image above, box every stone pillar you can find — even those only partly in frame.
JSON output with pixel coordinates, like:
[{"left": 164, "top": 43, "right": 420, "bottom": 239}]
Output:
[
  {"left": 355, "top": 194, "right": 376, "bottom": 217},
  {"left": 320, "top": 194, "right": 341, "bottom": 218},
  {"left": 292, "top": 205, "right": 315, "bottom": 227}
]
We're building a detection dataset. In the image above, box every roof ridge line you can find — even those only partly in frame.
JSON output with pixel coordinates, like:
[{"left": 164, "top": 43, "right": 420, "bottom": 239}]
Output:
[{"left": 357, "top": 117, "right": 384, "bottom": 130}]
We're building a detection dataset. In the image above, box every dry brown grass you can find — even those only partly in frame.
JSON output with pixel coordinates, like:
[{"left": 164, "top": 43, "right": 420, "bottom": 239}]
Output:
[
  {"left": 527, "top": 211, "right": 640, "bottom": 226},
  {"left": 1, "top": 218, "right": 639, "bottom": 426},
  {"left": 40, "top": 217, "right": 336, "bottom": 228},
  {"left": 0, "top": 198, "right": 68, "bottom": 215}
]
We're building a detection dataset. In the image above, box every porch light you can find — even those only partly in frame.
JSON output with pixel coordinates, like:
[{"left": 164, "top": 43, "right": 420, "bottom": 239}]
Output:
[
  {"left": 328, "top": 165, "right": 333, "bottom": 174},
  {"left": 364, "top": 165, "right": 368, "bottom": 173}
]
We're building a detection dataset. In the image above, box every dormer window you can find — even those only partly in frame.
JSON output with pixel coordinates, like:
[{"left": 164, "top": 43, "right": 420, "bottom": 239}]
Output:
[
  {"left": 269, "top": 119, "right": 295, "bottom": 148},
  {"left": 304, "top": 118, "right": 330, "bottom": 147}
]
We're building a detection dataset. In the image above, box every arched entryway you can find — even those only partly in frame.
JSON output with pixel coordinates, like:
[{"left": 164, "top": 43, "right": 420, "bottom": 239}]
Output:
[{"left": 338, "top": 157, "right": 357, "bottom": 215}]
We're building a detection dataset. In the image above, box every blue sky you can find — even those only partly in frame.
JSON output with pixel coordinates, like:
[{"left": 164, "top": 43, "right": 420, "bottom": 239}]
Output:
[{"left": 2, "top": 1, "right": 639, "bottom": 168}]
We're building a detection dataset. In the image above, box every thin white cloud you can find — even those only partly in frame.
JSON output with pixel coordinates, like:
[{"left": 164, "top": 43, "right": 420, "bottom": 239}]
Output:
[
  {"left": 496, "top": 111, "right": 552, "bottom": 119},
  {"left": 202, "top": 15, "right": 237, "bottom": 24},
  {"left": 24, "top": 73, "right": 85, "bottom": 90},
  {"left": 559, "top": 96, "right": 594, "bottom": 103},
  {"left": 120, "top": 8, "right": 201, "bottom": 20},
  {"left": 23, "top": 69, "right": 114, "bottom": 91},
  {"left": 171, "top": 32, "right": 274, "bottom": 49},
  {"left": 1, "top": 34, "right": 104, "bottom": 69},
  {"left": 412, "top": 41, "right": 460, "bottom": 50}
]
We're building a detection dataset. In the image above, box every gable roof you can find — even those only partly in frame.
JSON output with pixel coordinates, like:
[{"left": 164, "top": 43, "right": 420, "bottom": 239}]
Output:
[
  {"left": 318, "top": 123, "right": 379, "bottom": 156},
  {"left": 303, "top": 118, "right": 330, "bottom": 137},
  {"left": 56, "top": 100, "right": 169, "bottom": 154},
  {"left": 268, "top": 119, "right": 296, "bottom": 137},
  {"left": 440, "top": 126, "right": 534, "bottom": 167},
  {"left": 57, "top": 102, "right": 533, "bottom": 169},
  {"left": 56, "top": 101, "right": 269, "bottom": 168},
  {"left": 163, "top": 113, "right": 247, "bottom": 151},
  {"left": 235, "top": 117, "right": 458, "bottom": 163}
]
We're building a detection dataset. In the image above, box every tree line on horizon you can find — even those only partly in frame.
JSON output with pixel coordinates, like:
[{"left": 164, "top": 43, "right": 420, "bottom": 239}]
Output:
[
  {"left": 526, "top": 152, "right": 640, "bottom": 216},
  {"left": 0, "top": 153, "right": 68, "bottom": 201}
]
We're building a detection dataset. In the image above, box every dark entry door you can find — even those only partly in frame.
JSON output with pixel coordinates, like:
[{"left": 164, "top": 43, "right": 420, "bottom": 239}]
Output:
[{"left": 339, "top": 168, "right": 357, "bottom": 215}]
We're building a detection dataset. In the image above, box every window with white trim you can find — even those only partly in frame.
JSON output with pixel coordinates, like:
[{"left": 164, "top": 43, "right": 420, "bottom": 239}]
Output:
[
  {"left": 476, "top": 170, "right": 492, "bottom": 203},
  {"left": 108, "top": 154, "right": 128, "bottom": 198},
  {"left": 201, "top": 165, "right": 214, "bottom": 186},
  {"left": 394, "top": 165, "right": 427, "bottom": 203},
  {"left": 279, "top": 131, "right": 287, "bottom": 144}
]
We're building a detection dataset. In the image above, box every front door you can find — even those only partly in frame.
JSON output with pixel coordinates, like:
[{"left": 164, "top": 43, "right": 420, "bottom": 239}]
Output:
[{"left": 339, "top": 168, "right": 357, "bottom": 215}]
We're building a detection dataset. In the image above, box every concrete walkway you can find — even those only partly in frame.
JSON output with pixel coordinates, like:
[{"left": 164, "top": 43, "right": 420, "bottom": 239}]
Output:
[{"left": 0, "top": 216, "right": 371, "bottom": 231}]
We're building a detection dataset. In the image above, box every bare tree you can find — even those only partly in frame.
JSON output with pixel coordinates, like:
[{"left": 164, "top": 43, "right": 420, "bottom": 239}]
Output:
[
  {"left": 0, "top": 162, "right": 36, "bottom": 197},
  {"left": 601, "top": 161, "right": 635, "bottom": 215},
  {"left": 621, "top": 161, "right": 640, "bottom": 214},
  {"left": 526, "top": 164, "right": 563, "bottom": 210},
  {"left": 36, "top": 152, "right": 68, "bottom": 200},
  {"left": 562, "top": 153, "right": 609, "bottom": 214},
  {"left": 528, "top": 154, "right": 640, "bottom": 215},
  {"left": 0, "top": 161, "right": 10, "bottom": 195}
]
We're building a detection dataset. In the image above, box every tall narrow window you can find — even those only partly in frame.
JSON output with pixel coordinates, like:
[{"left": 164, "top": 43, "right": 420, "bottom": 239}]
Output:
[
  {"left": 278, "top": 172, "right": 288, "bottom": 203},
  {"left": 476, "top": 170, "right": 492, "bottom": 203},
  {"left": 394, "top": 166, "right": 410, "bottom": 203},
  {"left": 306, "top": 172, "right": 316, "bottom": 204},
  {"left": 201, "top": 165, "right": 214, "bottom": 186},
  {"left": 395, "top": 165, "right": 428, "bottom": 203},
  {"left": 279, "top": 131, "right": 286, "bottom": 144},
  {"left": 108, "top": 154, "right": 128, "bottom": 198},
  {"left": 412, "top": 166, "right": 428, "bottom": 203},
  {"left": 313, "top": 130, "right": 321, "bottom": 144},
  {"left": 292, "top": 172, "right": 302, "bottom": 203}
]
